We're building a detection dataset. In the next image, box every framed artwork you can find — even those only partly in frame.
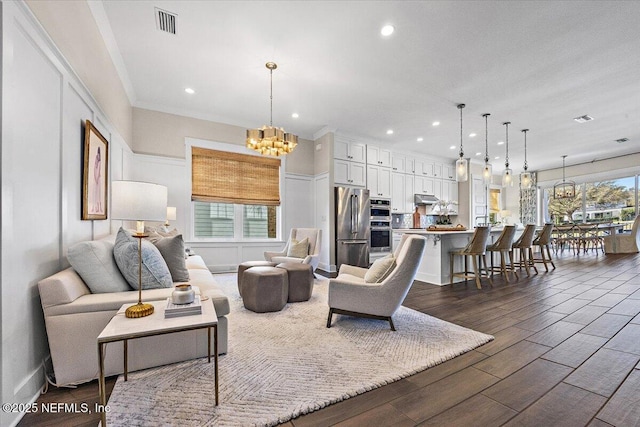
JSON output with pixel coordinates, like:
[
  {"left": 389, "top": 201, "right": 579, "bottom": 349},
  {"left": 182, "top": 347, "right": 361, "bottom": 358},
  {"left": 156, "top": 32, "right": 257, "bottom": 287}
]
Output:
[{"left": 82, "top": 120, "right": 109, "bottom": 220}]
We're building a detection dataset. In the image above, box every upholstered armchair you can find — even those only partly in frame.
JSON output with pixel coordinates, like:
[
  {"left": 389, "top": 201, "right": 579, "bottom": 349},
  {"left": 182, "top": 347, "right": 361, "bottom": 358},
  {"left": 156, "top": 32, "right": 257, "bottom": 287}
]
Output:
[
  {"left": 604, "top": 215, "right": 640, "bottom": 254},
  {"left": 264, "top": 228, "right": 322, "bottom": 272},
  {"left": 326, "top": 234, "right": 426, "bottom": 331}
]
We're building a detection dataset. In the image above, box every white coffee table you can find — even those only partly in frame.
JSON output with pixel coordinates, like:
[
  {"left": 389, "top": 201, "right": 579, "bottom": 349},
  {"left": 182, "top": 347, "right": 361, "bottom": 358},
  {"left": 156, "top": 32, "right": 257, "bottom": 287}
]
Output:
[{"left": 97, "top": 299, "right": 218, "bottom": 426}]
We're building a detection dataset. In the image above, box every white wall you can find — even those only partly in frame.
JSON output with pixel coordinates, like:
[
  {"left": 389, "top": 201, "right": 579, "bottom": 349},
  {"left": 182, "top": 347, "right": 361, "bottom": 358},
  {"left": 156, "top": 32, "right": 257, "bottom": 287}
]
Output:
[{"left": 1, "top": 3, "right": 131, "bottom": 425}]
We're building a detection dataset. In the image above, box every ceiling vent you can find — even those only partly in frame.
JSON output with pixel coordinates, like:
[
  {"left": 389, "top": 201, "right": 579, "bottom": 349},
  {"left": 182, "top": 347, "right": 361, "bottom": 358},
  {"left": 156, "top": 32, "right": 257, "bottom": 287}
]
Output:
[
  {"left": 155, "top": 8, "right": 177, "bottom": 35},
  {"left": 573, "top": 115, "right": 594, "bottom": 123},
  {"left": 616, "top": 138, "right": 629, "bottom": 143}
]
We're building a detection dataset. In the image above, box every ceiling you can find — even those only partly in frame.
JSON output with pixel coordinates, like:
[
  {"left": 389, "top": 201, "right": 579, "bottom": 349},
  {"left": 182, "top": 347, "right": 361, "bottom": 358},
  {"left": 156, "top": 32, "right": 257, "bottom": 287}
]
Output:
[{"left": 97, "top": 1, "right": 640, "bottom": 173}]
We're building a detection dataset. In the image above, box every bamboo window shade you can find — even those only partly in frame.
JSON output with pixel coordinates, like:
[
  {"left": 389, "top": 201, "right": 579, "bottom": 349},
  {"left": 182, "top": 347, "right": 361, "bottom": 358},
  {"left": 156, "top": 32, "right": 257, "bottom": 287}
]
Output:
[{"left": 192, "top": 147, "right": 281, "bottom": 206}]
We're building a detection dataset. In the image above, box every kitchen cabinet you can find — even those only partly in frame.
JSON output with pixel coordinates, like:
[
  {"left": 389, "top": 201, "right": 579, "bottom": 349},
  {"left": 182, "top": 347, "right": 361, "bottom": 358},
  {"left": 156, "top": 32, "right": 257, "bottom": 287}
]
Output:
[
  {"left": 335, "top": 159, "right": 366, "bottom": 187},
  {"left": 391, "top": 154, "right": 415, "bottom": 174},
  {"left": 414, "top": 175, "right": 435, "bottom": 195},
  {"left": 433, "top": 179, "right": 443, "bottom": 200},
  {"left": 367, "top": 146, "right": 392, "bottom": 168},
  {"left": 334, "top": 138, "right": 366, "bottom": 163},
  {"left": 443, "top": 164, "right": 455, "bottom": 181},
  {"left": 433, "top": 162, "right": 443, "bottom": 178},
  {"left": 367, "top": 165, "right": 391, "bottom": 198},
  {"left": 415, "top": 159, "right": 435, "bottom": 177},
  {"left": 440, "top": 181, "right": 459, "bottom": 212},
  {"left": 391, "top": 172, "right": 414, "bottom": 213}
]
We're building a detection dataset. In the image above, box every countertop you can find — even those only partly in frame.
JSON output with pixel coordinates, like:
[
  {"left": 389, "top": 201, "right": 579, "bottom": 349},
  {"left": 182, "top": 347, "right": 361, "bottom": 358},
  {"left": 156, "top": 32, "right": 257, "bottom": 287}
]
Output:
[{"left": 393, "top": 225, "right": 522, "bottom": 235}]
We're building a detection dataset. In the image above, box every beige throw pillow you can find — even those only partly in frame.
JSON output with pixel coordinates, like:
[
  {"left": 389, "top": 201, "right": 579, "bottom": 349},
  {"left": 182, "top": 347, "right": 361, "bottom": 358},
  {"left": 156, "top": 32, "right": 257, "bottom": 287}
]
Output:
[
  {"left": 364, "top": 254, "right": 396, "bottom": 283},
  {"left": 287, "top": 237, "right": 309, "bottom": 258}
]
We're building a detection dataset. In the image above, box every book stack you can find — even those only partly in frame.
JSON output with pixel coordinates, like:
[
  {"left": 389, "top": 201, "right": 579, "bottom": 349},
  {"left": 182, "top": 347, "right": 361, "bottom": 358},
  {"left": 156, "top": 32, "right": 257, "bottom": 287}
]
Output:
[{"left": 164, "top": 296, "right": 202, "bottom": 318}]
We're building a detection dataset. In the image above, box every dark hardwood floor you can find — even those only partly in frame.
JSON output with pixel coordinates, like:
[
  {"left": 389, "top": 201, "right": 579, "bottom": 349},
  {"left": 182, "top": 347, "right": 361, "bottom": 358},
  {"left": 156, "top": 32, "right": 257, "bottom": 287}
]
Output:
[{"left": 20, "top": 250, "right": 640, "bottom": 426}]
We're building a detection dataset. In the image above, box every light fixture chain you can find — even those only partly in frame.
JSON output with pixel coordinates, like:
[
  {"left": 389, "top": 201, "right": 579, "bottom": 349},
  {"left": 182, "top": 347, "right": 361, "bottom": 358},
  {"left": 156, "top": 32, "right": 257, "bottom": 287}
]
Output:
[
  {"left": 269, "top": 67, "right": 273, "bottom": 127},
  {"left": 458, "top": 104, "right": 465, "bottom": 158},
  {"left": 504, "top": 122, "right": 510, "bottom": 167},
  {"left": 483, "top": 113, "right": 490, "bottom": 164},
  {"left": 522, "top": 129, "right": 529, "bottom": 171}
]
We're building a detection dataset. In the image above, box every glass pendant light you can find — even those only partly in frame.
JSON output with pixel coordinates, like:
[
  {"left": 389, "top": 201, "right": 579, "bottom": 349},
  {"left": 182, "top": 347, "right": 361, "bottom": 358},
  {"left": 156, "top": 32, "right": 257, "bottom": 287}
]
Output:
[
  {"left": 520, "top": 129, "right": 532, "bottom": 189},
  {"left": 502, "top": 121, "right": 513, "bottom": 187},
  {"left": 456, "top": 104, "right": 468, "bottom": 182},
  {"left": 482, "top": 113, "right": 492, "bottom": 184}
]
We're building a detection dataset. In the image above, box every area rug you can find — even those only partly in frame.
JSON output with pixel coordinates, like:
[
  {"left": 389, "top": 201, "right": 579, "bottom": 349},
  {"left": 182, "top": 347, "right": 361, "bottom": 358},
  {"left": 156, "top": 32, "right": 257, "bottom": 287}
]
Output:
[{"left": 106, "top": 274, "right": 493, "bottom": 426}]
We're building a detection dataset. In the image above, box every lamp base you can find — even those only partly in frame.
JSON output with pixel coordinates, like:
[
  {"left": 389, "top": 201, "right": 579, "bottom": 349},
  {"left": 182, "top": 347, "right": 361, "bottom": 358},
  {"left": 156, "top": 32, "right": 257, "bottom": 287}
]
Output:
[{"left": 125, "top": 302, "right": 155, "bottom": 318}]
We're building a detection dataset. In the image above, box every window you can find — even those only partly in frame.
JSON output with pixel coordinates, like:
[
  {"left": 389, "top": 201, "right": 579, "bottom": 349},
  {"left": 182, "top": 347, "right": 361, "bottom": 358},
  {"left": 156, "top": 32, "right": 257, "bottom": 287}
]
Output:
[{"left": 191, "top": 146, "right": 281, "bottom": 240}]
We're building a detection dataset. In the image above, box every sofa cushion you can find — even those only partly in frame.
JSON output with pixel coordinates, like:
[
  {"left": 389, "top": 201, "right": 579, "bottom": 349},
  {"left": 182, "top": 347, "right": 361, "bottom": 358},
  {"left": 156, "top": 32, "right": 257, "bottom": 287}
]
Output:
[
  {"left": 153, "top": 234, "right": 190, "bottom": 282},
  {"left": 67, "top": 240, "right": 131, "bottom": 293},
  {"left": 287, "top": 237, "right": 309, "bottom": 258},
  {"left": 144, "top": 226, "right": 179, "bottom": 243},
  {"left": 364, "top": 254, "right": 396, "bottom": 283},
  {"left": 113, "top": 228, "right": 173, "bottom": 290}
]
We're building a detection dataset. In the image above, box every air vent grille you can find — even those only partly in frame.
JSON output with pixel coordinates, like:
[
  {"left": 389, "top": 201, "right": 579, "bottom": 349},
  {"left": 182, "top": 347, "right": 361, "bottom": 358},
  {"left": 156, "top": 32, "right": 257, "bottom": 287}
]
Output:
[
  {"left": 155, "top": 8, "right": 177, "bottom": 35},
  {"left": 616, "top": 138, "right": 629, "bottom": 143},
  {"left": 573, "top": 115, "right": 594, "bottom": 123}
]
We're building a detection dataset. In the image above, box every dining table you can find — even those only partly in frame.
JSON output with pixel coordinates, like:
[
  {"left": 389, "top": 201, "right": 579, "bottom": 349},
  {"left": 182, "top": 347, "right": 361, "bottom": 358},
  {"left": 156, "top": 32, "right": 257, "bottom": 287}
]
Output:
[{"left": 550, "top": 222, "right": 625, "bottom": 254}]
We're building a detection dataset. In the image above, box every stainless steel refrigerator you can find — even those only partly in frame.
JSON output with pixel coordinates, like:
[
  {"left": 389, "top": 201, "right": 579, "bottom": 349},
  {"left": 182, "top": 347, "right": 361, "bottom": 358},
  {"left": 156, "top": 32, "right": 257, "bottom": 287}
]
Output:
[{"left": 335, "top": 186, "right": 370, "bottom": 269}]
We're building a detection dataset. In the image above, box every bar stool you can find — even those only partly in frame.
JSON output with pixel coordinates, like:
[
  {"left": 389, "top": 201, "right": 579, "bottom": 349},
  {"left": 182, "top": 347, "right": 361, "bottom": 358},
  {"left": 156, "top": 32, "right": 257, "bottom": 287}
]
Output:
[
  {"left": 450, "top": 226, "right": 492, "bottom": 289},
  {"left": 486, "top": 225, "right": 519, "bottom": 282},
  {"left": 532, "top": 223, "right": 556, "bottom": 271},
  {"left": 510, "top": 224, "right": 538, "bottom": 277}
]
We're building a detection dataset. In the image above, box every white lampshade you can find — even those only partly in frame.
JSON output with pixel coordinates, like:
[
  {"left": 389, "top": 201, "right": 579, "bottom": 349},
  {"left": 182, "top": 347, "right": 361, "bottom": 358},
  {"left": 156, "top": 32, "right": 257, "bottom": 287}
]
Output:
[
  {"left": 111, "top": 181, "right": 168, "bottom": 222},
  {"left": 166, "top": 206, "right": 177, "bottom": 221},
  {"left": 456, "top": 158, "right": 468, "bottom": 182}
]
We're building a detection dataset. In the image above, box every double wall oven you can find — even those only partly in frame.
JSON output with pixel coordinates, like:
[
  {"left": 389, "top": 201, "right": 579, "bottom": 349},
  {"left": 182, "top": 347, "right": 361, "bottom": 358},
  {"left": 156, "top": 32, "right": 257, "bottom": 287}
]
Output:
[{"left": 370, "top": 199, "right": 392, "bottom": 254}]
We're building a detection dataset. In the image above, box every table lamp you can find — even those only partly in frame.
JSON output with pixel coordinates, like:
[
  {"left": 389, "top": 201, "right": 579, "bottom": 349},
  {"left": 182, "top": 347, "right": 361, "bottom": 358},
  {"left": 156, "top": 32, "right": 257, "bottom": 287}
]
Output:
[{"left": 111, "top": 180, "right": 168, "bottom": 318}]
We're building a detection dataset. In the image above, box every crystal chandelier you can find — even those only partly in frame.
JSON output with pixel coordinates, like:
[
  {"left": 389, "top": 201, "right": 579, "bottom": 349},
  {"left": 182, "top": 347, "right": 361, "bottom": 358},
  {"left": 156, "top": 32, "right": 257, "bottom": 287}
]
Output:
[
  {"left": 246, "top": 62, "right": 298, "bottom": 156},
  {"left": 502, "top": 121, "right": 513, "bottom": 187},
  {"left": 520, "top": 129, "right": 532, "bottom": 189},
  {"left": 482, "top": 113, "right": 492, "bottom": 184},
  {"left": 456, "top": 104, "right": 468, "bottom": 182},
  {"left": 553, "top": 155, "right": 576, "bottom": 199}
]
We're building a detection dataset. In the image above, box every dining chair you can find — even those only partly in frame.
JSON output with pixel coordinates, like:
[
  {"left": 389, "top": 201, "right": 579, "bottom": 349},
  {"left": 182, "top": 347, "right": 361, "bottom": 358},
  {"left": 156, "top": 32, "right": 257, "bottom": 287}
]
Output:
[
  {"left": 510, "top": 224, "right": 538, "bottom": 276},
  {"left": 486, "top": 225, "right": 519, "bottom": 282},
  {"left": 450, "top": 226, "right": 492, "bottom": 289}
]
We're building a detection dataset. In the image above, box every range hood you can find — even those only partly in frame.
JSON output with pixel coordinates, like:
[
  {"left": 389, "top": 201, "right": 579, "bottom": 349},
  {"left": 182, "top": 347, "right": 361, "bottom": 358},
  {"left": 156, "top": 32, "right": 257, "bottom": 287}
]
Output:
[{"left": 414, "top": 194, "right": 440, "bottom": 205}]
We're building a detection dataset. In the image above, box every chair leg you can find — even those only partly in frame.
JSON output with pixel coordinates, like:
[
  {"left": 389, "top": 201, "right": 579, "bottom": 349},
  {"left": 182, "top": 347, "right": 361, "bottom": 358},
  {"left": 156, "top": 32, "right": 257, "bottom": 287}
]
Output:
[
  {"left": 464, "top": 255, "right": 468, "bottom": 284},
  {"left": 472, "top": 255, "right": 481, "bottom": 289},
  {"left": 326, "top": 308, "right": 334, "bottom": 328},
  {"left": 388, "top": 316, "right": 396, "bottom": 331},
  {"left": 529, "top": 247, "right": 539, "bottom": 274},
  {"left": 540, "top": 244, "right": 549, "bottom": 272},
  {"left": 490, "top": 251, "right": 495, "bottom": 278},
  {"left": 521, "top": 248, "right": 531, "bottom": 276},
  {"left": 483, "top": 255, "right": 493, "bottom": 285},
  {"left": 508, "top": 250, "right": 519, "bottom": 280},
  {"left": 449, "top": 253, "right": 454, "bottom": 285},
  {"left": 545, "top": 244, "right": 556, "bottom": 269}
]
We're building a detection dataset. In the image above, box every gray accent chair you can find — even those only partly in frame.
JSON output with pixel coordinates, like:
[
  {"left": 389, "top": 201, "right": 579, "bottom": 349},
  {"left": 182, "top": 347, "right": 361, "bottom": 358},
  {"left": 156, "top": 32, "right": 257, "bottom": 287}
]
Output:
[
  {"left": 264, "top": 228, "right": 322, "bottom": 273},
  {"left": 326, "top": 234, "right": 426, "bottom": 331}
]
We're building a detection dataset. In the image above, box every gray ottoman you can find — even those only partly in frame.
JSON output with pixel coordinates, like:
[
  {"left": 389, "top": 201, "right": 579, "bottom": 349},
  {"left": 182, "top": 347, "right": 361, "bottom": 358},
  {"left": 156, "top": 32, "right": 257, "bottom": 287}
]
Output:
[
  {"left": 277, "top": 263, "right": 314, "bottom": 302},
  {"left": 242, "top": 267, "right": 288, "bottom": 313},
  {"left": 238, "top": 261, "right": 277, "bottom": 297}
]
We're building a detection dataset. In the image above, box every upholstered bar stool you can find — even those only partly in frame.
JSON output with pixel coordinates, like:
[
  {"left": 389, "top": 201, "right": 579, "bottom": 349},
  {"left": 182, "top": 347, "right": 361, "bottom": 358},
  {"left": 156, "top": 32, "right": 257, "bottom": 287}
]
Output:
[
  {"left": 510, "top": 224, "right": 538, "bottom": 277},
  {"left": 450, "top": 226, "right": 492, "bottom": 289},
  {"left": 532, "top": 223, "right": 556, "bottom": 271},
  {"left": 485, "top": 225, "right": 519, "bottom": 282}
]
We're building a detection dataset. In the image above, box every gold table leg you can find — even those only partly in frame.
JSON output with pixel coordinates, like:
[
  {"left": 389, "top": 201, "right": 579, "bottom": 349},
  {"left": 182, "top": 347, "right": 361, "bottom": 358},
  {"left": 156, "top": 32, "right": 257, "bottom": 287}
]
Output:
[
  {"left": 124, "top": 339, "right": 128, "bottom": 381},
  {"left": 214, "top": 324, "right": 219, "bottom": 406},
  {"left": 98, "top": 342, "right": 107, "bottom": 426}
]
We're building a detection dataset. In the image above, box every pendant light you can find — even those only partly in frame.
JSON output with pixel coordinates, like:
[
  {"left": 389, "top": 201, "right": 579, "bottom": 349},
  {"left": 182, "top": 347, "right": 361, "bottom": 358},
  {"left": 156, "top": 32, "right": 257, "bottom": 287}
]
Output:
[
  {"left": 246, "top": 62, "right": 298, "bottom": 156},
  {"left": 501, "top": 121, "right": 513, "bottom": 187},
  {"left": 520, "top": 129, "right": 532, "bottom": 189},
  {"left": 553, "top": 155, "right": 576, "bottom": 199},
  {"left": 482, "top": 113, "right": 492, "bottom": 184},
  {"left": 456, "top": 104, "right": 468, "bottom": 182}
]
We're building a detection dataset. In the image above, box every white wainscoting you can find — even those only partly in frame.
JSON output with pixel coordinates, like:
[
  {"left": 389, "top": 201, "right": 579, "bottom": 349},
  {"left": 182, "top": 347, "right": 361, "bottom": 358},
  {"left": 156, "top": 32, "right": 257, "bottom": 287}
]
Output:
[
  {"left": 1, "top": 3, "right": 131, "bottom": 425},
  {"left": 314, "top": 174, "right": 332, "bottom": 272}
]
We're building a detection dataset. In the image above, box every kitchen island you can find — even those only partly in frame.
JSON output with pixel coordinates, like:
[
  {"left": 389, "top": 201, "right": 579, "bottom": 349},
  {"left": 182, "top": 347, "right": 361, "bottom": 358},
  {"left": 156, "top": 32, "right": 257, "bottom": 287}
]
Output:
[{"left": 394, "top": 227, "right": 519, "bottom": 286}]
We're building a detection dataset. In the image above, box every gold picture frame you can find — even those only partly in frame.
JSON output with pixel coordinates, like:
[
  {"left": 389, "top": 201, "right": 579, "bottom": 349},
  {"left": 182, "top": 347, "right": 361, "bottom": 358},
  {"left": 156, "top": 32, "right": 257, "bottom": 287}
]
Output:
[{"left": 82, "top": 120, "right": 108, "bottom": 220}]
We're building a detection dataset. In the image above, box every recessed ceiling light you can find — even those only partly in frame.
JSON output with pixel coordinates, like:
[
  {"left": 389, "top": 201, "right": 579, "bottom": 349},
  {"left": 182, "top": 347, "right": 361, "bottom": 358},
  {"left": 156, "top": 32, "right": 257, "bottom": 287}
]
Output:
[
  {"left": 291, "top": 113, "right": 299, "bottom": 118},
  {"left": 381, "top": 25, "right": 395, "bottom": 36},
  {"left": 616, "top": 138, "right": 629, "bottom": 143},
  {"left": 475, "top": 152, "right": 482, "bottom": 156},
  {"left": 386, "top": 129, "right": 394, "bottom": 135},
  {"left": 449, "top": 145, "right": 456, "bottom": 150},
  {"left": 494, "top": 156, "right": 500, "bottom": 160},
  {"left": 432, "top": 121, "right": 440, "bottom": 127},
  {"left": 574, "top": 115, "right": 594, "bottom": 123},
  {"left": 184, "top": 88, "right": 195, "bottom": 94},
  {"left": 497, "top": 141, "right": 504, "bottom": 145},
  {"left": 469, "top": 133, "right": 476, "bottom": 138},
  {"left": 417, "top": 137, "right": 423, "bottom": 142}
]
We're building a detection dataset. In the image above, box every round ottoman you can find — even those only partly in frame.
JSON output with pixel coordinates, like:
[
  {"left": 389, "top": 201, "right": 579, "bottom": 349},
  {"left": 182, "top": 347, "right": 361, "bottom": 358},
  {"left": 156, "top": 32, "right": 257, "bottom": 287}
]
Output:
[
  {"left": 277, "top": 263, "right": 314, "bottom": 302},
  {"left": 237, "top": 261, "right": 277, "bottom": 297},
  {"left": 242, "top": 267, "right": 288, "bottom": 313}
]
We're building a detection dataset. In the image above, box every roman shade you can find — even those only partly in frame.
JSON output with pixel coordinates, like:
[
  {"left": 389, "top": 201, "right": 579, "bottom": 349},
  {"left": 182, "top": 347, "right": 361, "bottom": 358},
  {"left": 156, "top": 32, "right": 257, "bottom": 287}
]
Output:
[{"left": 192, "top": 147, "right": 281, "bottom": 206}]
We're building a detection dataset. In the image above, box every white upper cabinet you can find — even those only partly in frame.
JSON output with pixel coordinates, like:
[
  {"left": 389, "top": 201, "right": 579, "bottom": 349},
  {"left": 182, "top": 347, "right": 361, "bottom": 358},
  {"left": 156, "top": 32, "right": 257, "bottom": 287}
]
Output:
[
  {"left": 391, "top": 172, "right": 415, "bottom": 213},
  {"left": 415, "top": 159, "right": 435, "bottom": 177},
  {"left": 334, "top": 137, "right": 366, "bottom": 163},
  {"left": 391, "top": 154, "right": 415, "bottom": 174},
  {"left": 335, "top": 160, "right": 366, "bottom": 187},
  {"left": 414, "top": 176, "right": 435, "bottom": 195},
  {"left": 443, "top": 164, "right": 455, "bottom": 181},
  {"left": 367, "top": 165, "right": 391, "bottom": 198},
  {"left": 367, "top": 146, "right": 392, "bottom": 168},
  {"left": 433, "top": 162, "right": 443, "bottom": 178}
]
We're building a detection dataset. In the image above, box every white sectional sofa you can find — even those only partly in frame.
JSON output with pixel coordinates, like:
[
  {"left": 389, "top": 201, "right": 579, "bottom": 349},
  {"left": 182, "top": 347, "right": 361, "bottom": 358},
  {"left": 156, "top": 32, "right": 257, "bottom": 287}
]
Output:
[{"left": 38, "top": 254, "right": 229, "bottom": 386}]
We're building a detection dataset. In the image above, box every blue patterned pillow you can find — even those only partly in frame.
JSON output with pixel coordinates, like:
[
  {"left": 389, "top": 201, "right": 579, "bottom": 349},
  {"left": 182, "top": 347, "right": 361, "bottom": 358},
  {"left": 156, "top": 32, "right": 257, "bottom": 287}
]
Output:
[{"left": 113, "top": 228, "right": 172, "bottom": 290}]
